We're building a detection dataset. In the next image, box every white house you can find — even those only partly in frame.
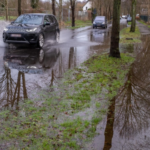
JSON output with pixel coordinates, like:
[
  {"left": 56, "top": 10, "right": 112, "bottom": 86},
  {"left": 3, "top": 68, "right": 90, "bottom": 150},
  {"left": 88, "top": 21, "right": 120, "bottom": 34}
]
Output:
[{"left": 83, "top": 1, "right": 92, "bottom": 12}]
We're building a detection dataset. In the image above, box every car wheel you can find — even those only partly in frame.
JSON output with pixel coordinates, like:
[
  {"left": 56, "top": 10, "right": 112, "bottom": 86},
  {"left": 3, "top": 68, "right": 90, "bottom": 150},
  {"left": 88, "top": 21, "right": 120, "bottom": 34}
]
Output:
[
  {"left": 38, "top": 34, "right": 44, "bottom": 48},
  {"left": 3, "top": 33, "right": 6, "bottom": 42},
  {"left": 55, "top": 32, "right": 60, "bottom": 43}
]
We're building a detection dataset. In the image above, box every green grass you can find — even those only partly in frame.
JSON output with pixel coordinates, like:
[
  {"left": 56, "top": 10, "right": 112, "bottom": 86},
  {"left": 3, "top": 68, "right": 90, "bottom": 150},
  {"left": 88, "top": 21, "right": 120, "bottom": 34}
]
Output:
[
  {"left": 120, "top": 26, "right": 141, "bottom": 44},
  {"left": 127, "top": 22, "right": 131, "bottom": 25},
  {"left": 65, "top": 20, "right": 92, "bottom": 29},
  {"left": 0, "top": 16, "right": 17, "bottom": 21},
  {"left": 0, "top": 53, "right": 134, "bottom": 150}
]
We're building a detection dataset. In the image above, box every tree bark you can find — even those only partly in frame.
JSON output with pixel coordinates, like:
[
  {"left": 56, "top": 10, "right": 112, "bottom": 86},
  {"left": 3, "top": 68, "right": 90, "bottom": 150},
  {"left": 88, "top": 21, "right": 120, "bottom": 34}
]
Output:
[
  {"left": 52, "top": 0, "right": 56, "bottom": 15},
  {"left": 18, "top": 0, "right": 21, "bottom": 16},
  {"left": 71, "top": 5, "right": 75, "bottom": 27},
  {"left": 130, "top": 0, "right": 136, "bottom": 32},
  {"left": 70, "top": 0, "right": 75, "bottom": 27},
  {"left": 109, "top": 0, "right": 121, "bottom": 58}
]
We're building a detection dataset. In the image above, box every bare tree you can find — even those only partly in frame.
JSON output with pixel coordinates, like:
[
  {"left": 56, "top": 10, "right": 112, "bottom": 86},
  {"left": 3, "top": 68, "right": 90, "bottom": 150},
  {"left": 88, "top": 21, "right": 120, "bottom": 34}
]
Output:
[
  {"left": 52, "top": 0, "right": 56, "bottom": 15},
  {"left": 31, "top": 0, "right": 39, "bottom": 9},
  {"left": 70, "top": 0, "right": 76, "bottom": 27},
  {"left": 0, "top": 0, "right": 8, "bottom": 20},
  {"left": 93, "top": 0, "right": 113, "bottom": 20},
  {"left": 130, "top": 0, "right": 136, "bottom": 32},
  {"left": 18, "top": 0, "right": 21, "bottom": 16},
  {"left": 109, "top": 0, "right": 121, "bottom": 58},
  {"left": 5, "top": 0, "right": 8, "bottom": 20}
]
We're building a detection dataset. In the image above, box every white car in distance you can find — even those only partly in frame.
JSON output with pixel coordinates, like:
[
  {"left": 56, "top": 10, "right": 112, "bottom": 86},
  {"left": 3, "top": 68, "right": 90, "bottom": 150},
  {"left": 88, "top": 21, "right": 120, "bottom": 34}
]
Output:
[{"left": 122, "top": 15, "right": 127, "bottom": 19}]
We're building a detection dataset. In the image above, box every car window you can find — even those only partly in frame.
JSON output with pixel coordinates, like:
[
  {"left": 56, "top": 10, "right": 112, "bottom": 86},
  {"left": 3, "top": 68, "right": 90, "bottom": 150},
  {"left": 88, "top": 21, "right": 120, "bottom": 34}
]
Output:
[
  {"left": 53, "top": 16, "right": 58, "bottom": 24},
  {"left": 95, "top": 17, "right": 104, "bottom": 21},
  {"left": 44, "top": 16, "right": 50, "bottom": 24},
  {"left": 48, "top": 16, "right": 54, "bottom": 23},
  {"left": 14, "top": 15, "right": 43, "bottom": 25}
]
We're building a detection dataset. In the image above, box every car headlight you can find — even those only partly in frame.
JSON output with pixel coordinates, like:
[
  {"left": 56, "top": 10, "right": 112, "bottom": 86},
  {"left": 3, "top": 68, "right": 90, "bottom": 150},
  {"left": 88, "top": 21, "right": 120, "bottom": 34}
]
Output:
[
  {"left": 102, "top": 22, "right": 105, "bottom": 24},
  {"left": 26, "top": 28, "right": 37, "bottom": 32},
  {"left": 3, "top": 28, "right": 8, "bottom": 32},
  {"left": 93, "top": 21, "right": 95, "bottom": 24}
]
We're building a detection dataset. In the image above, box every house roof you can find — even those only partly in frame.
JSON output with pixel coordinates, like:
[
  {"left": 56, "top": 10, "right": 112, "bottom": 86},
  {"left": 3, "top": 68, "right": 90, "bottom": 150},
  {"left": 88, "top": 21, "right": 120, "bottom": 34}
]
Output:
[{"left": 83, "top": 0, "right": 92, "bottom": 8}]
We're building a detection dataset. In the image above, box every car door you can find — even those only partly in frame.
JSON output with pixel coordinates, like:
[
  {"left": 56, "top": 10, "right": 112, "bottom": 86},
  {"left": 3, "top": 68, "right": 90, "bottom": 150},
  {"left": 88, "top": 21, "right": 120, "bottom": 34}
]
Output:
[
  {"left": 48, "top": 15, "right": 56, "bottom": 40},
  {"left": 43, "top": 15, "right": 52, "bottom": 40}
]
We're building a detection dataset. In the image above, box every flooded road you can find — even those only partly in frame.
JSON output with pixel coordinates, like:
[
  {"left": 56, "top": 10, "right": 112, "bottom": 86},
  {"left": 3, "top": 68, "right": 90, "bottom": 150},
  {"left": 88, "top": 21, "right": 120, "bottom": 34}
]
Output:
[{"left": 0, "top": 19, "right": 121, "bottom": 110}]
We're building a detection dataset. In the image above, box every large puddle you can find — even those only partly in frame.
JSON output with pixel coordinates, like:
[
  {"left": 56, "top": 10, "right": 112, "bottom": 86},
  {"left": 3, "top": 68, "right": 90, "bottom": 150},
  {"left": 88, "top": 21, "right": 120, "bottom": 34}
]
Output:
[{"left": 87, "top": 35, "right": 150, "bottom": 150}]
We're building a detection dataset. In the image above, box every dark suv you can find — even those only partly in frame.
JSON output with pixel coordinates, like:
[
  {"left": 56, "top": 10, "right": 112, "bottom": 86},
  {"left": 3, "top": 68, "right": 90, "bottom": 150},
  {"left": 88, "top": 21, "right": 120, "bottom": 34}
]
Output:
[{"left": 3, "top": 13, "right": 60, "bottom": 48}]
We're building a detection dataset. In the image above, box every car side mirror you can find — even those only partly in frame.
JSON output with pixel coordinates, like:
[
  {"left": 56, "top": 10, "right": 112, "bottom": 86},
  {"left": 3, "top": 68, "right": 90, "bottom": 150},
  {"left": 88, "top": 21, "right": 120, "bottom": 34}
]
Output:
[
  {"left": 44, "top": 22, "right": 50, "bottom": 26},
  {"left": 11, "top": 21, "right": 14, "bottom": 24}
]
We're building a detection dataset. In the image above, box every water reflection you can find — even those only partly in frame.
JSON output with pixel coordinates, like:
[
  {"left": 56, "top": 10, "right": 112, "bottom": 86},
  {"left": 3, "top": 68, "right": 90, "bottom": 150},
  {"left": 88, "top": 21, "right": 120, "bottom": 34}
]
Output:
[
  {"left": 0, "top": 68, "right": 27, "bottom": 110},
  {"left": 91, "top": 29, "right": 111, "bottom": 44},
  {"left": 68, "top": 47, "right": 77, "bottom": 69},
  {"left": 103, "top": 97, "right": 115, "bottom": 150},
  {"left": 1, "top": 47, "right": 61, "bottom": 109},
  {"left": 102, "top": 38, "right": 150, "bottom": 150}
]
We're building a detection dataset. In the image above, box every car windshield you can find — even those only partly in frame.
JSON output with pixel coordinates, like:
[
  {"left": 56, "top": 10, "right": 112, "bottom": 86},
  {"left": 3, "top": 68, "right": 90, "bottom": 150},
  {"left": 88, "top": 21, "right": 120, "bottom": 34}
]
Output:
[
  {"left": 14, "top": 15, "right": 43, "bottom": 25},
  {"left": 95, "top": 17, "right": 104, "bottom": 21}
]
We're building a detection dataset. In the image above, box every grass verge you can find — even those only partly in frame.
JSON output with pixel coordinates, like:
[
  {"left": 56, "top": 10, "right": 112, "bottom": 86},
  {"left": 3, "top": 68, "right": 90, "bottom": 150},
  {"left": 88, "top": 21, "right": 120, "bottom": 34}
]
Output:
[
  {"left": 65, "top": 20, "right": 92, "bottom": 29},
  {"left": 0, "top": 53, "right": 134, "bottom": 150},
  {"left": 120, "top": 26, "right": 141, "bottom": 44}
]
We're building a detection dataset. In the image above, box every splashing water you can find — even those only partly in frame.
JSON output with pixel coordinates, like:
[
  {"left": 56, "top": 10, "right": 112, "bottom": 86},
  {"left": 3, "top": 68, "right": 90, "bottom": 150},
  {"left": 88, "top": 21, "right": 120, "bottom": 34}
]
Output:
[{"left": 0, "top": 20, "right": 9, "bottom": 48}]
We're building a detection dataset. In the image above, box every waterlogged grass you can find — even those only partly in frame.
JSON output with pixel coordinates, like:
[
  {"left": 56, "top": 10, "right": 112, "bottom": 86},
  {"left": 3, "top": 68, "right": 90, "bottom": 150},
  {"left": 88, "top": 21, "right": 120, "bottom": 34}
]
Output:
[
  {"left": 120, "top": 26, "right": 141, "bottom": 44},
  {"left": 0, "top": 53, "right": 134, "bottom": 150},
  {"left": 65, "top": 20, "right": 92, "bottom": 29}
]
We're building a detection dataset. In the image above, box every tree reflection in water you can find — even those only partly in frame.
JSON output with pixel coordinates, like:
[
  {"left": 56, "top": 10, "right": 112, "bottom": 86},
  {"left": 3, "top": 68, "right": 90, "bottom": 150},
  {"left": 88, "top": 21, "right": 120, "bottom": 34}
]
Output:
[
  {"left": 103, "top": 38, "right": 150, "bottom": 149},
  {"left": 0, "top": 68, "right": 28, "bottom": 110}
]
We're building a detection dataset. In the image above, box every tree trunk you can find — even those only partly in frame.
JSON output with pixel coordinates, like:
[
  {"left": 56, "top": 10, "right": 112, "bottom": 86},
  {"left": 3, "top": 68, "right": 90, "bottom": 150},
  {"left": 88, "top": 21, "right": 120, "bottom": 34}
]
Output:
[
  {"left": 130, "top": 0, "right": 136, "bottom": 32},
  {"left": 109, "top": 0, "right": 121, "bottom": 58},
  {"left": 59, "top": 0, "right": 62, "bottom": 28},
  {"left": 18, "top": 0, "right": 21, "bottom": 16},
  {"left": 109, "top": 5, "right": 111, "bottom": 20},
  {"left": 52, "top": 0, "right": 56, "bottom": 15},
  {"left": 70, "top": 0, "right": 75, "bottom": 27},
  {"left": 5, "top": 0, "right": 8, "bottom": 21},
  {"left": 71, "top": 5, "right": 75, "bottom": 27}
]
